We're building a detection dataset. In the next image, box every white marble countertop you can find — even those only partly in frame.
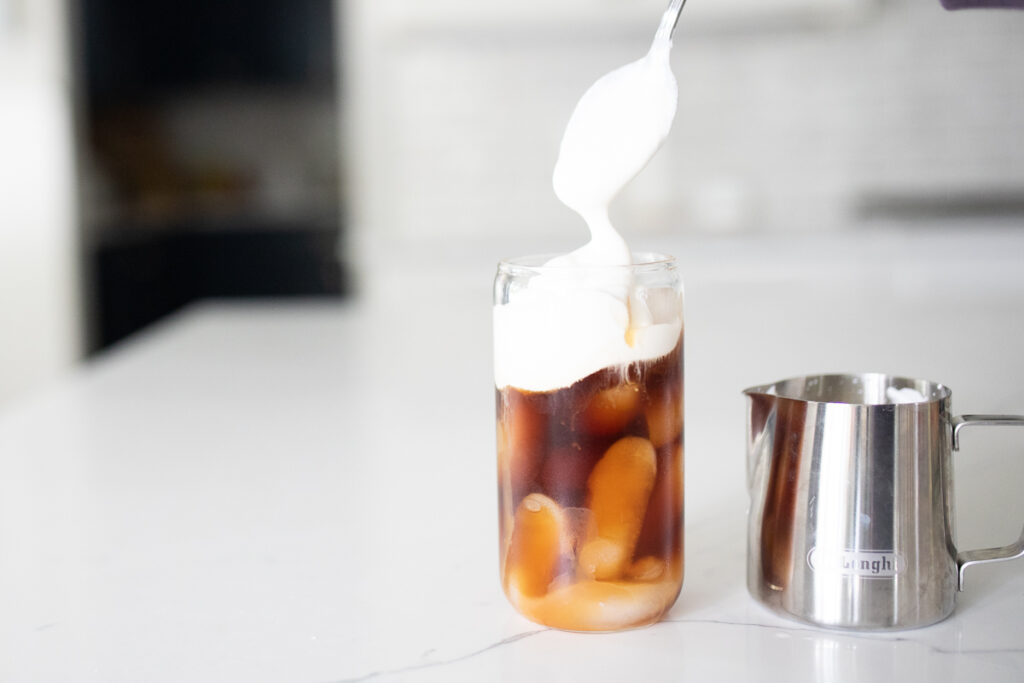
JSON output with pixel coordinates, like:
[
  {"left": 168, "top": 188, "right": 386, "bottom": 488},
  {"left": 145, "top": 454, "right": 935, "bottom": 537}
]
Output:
[{"left": 2, "top": 232, "right": 1024, "bottom": 681}]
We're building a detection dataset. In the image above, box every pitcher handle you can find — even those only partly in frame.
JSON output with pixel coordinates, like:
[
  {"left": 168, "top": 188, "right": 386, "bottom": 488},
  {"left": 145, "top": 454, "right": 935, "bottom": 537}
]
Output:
[{"left": 952, "top": 414, "right": 1024, "bottom": 590}]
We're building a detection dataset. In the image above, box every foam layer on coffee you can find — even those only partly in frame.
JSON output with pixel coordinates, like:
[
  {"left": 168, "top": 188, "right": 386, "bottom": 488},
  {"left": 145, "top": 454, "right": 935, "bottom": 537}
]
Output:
[{"left": 494, "top": 284, "right": 681, "bottom": 392}]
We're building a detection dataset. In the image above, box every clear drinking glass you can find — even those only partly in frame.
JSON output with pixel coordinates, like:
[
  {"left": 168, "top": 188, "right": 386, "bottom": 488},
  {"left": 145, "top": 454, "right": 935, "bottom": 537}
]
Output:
[{"left": 493, "top": 254, "right": 684, "bottom": 631}]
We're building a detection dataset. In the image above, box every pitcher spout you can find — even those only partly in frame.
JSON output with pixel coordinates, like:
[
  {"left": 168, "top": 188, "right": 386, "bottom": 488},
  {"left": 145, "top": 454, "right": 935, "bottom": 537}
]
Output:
[
  {"left": 742, "top": 383, "right": 778, "bottom": 400},
  {"left": 743, "top": 384, "right": 779, "bottom": 489}
]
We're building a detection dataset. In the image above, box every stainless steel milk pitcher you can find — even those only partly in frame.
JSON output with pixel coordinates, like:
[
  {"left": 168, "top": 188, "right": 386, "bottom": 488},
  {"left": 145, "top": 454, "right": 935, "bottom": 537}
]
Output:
[{"left": 744, "top": 373, "right": 1024, "bottom": 630}]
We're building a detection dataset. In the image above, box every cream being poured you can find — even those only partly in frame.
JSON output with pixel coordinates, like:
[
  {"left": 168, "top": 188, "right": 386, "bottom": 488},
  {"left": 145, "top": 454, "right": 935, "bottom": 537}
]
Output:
[
  {"left": 546, "top": 7, "right": 680, "bottom": 268},
  {"left": 493, "top": 5, "right": 684, "bottom": 392}
]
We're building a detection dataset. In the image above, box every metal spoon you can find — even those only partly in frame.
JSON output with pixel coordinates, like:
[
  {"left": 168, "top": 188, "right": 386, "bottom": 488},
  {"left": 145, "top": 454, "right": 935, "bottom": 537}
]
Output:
[{"left": 654, "top": 0, "right": 688, "bottom": 45}]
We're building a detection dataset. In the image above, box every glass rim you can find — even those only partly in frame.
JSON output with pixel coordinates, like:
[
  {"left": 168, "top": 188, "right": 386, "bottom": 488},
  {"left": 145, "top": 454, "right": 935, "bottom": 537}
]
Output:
[{"left": 497, "top": 252, "right": 676, "bottom": 275}]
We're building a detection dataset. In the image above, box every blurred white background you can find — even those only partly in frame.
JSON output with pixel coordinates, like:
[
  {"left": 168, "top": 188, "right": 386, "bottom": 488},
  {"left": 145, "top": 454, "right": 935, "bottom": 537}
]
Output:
[
  {"left": 1, "top": 0, "right": 1023, "bottom": 407},
  {"left": 0, "top": 0, "right": 80, "bottom": 407},
  {"left": 339, "top": 0, "right": 1024, "bottom": 292}
]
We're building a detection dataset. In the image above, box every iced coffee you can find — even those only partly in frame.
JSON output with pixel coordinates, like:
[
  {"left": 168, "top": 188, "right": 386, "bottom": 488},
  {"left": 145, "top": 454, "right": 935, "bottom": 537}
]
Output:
[
  {"left": 494, "top": 0, "right": 686, "bottom": 630},
  {"left": 494, "top": 257, "right": 683, "bottom": 631}
]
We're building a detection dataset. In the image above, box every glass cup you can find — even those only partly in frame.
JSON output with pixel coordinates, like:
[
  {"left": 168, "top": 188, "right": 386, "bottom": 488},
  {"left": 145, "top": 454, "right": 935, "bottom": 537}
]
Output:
[{"left": 493, "top": 253, "right": 684, "bottom": 631}]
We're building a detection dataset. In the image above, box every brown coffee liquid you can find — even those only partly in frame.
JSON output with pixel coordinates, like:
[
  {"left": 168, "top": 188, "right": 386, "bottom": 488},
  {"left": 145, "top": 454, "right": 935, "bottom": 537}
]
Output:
[{"left": 496, "top": 338, "right": 683, "bottom": 630}]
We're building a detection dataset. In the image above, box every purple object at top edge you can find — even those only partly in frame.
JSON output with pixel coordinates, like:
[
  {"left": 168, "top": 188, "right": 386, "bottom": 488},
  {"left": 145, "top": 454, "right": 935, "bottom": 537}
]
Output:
[{"left": 941, "top": 0, "right": 1024, "bottom": 8}]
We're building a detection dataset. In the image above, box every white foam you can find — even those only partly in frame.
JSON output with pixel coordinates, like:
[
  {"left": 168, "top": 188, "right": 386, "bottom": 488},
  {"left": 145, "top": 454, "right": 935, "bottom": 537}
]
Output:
[
  {"left": 886, "top": 387, "right": 927, "bottom": 404},
  {"left": 493, "top": 285, "right": 681, "bottom": 392}
]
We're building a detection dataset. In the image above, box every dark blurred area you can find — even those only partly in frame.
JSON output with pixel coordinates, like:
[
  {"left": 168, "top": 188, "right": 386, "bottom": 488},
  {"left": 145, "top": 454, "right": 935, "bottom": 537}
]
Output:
[{"left": 78, "top": 0, "right": 346, "bottom": 352}]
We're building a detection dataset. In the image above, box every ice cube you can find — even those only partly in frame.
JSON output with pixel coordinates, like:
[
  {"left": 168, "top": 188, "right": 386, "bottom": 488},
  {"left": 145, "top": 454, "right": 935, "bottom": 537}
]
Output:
[
  {"left": 562, "top": 506, "right": 596, "bottom": 558},
  {"left": 580, "top": 384, "right": 641, "bottom": 436},
  {"left": 644, "top": 386, "right": 682, "bottom": 448},
  {"left": 498, "top": 390, "right": 548, "bottom": 501},
  {"left": 528, "top": 576, "right": 679, "bottom": 631},
  {"left": 578, "top": 537, "right": 628, "bottom": 581},
  {"left": 539, "top": 443, "right": 599, "bottom": 509},
  {"left": 635, "top": 442, "right": 683, "bottom": 558},
  {"left": 583, "top": 436, "right": 657, "bottom": 579},
  {"left": 643, "top": 287, "right": 682, "bottom": 325},
  {"left": 627, "top": 556, "right": 666, "bottom": 582},
  {"left": 504, "top": 493, "right": 567, "bottom": 598}
]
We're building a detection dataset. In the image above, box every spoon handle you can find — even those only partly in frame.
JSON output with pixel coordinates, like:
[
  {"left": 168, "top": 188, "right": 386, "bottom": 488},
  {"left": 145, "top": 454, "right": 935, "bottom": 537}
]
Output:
[{"left": 655, "top": 0, "right": 688, "bottom": 44}]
